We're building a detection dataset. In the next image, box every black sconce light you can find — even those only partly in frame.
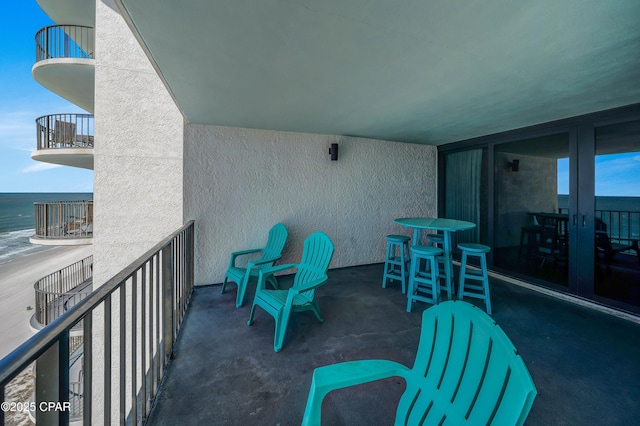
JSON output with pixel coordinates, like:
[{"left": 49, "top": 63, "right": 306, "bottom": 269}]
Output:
[
  {"left": 329, "top": 143, "right": 339, "bottom": 161},
  {"left": 508, "top": 159, "right": 519, "bottom": 172}
]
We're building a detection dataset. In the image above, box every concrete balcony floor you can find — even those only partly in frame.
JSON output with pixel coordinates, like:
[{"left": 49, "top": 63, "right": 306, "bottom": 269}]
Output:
[{"left": 147, "top": 264, "right": 640, "bottom": 425}]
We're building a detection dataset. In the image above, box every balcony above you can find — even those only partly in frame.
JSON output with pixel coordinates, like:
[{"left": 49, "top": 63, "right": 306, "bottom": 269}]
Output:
[
  {"left": 31, "top": 113, "right": 94, "bottom": 169},
  {"left": 30, "top": 200, "right": 93, "bottom": 246},
  {"left": 32, "top": 25, "right": 94, "bottom": 112},
  {"left": 36, "top": 0, "right": 95, "bottom": 28}
]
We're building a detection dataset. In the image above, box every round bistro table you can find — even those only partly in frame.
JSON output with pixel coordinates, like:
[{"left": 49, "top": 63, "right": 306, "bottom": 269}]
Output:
[{"left": 394, "top": 218, "right": 476, "bottom": 297}]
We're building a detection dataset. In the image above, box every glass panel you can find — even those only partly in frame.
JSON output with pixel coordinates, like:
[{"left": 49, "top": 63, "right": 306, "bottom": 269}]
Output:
[
  {"left": 493, "top": 134, "right": 570, "bottom": 289},
  {"left": 594, "top": 120, "right": 640, "bottom": 308}
]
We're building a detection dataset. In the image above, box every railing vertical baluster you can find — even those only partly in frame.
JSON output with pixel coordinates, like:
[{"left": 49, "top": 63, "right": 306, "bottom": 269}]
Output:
[
  {"left": 1, "top": 384, "right": 4, "bottom": 425},
  {"left": 155, "top": 253, "right": 161, "bottom": 389},
  {"left": 59, "top": 330, "right": 70, "bottom": 425},
  {"left": 148, "top": 257, "right": 155, "bottom": 402},
  {"left": 104, "top": 294, "right": 112, "bottom": 426},
  {"left": 83, "top": 313, "right": 92, "bottom": 425},
  {"left": 119, "top": 284, "right": 126, "bottom": 425},
  {"left": 131, "top": 272, "right": 137, "bottom": 426},
  {"left": 162, "top": 244, "right": 175, "bottom": 367},
  {"left": 141, "top": 263, "right": 147, "bottom": 420}
]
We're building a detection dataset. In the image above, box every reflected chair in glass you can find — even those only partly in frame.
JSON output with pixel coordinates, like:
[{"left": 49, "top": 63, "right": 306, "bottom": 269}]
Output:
[{"left": 595, "top": 219, "right": 640, "bottom": 267}]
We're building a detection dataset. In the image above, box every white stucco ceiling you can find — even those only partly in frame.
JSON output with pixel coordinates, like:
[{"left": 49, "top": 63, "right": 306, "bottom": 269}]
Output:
[{"left": 115, "top": 0, "right": 640, "bottom": 145}]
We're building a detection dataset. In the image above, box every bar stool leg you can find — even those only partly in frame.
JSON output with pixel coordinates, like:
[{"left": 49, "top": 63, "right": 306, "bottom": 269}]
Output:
[
  {"left": 457, "top": 245, "right": 492, "bottom": 315},
  {"left": 480, "top": 252, "right": 491, "bottom": 314},
  {"left": 407, "top": 255, "right": 418, "bottom": 312},
  {"left": 457, "top": 250, "right": 468, "bottom": 299}
]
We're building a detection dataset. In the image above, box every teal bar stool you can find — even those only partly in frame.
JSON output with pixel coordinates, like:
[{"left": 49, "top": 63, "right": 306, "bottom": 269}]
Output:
[
  {"left": 382, "top": 235, "right": 411, "bottom": 293},
  {"left": 426, "top": 234, "right": 452, "bottom": 300},
  {"left": 407, "top": 245, "right": 443, "bottom": 312},
  {"left": 457, "top": 243, "right": 492, "bottom": 314},
  {"left": 427, "top": 234, "right": 444, "bottom": 247}
]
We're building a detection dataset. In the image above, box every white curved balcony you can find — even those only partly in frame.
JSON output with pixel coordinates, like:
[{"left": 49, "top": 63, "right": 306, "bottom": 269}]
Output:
[
  {"left": 31, "top": 113, "right": 94, "bottom": 169},
  {"left": 30, "top": 200, "right": 93, "bottom": 246},
  {"left": 36, "top": 0, "right": 95, "bottom": 28},
  {"left": 31, "top": 255, "right": 93, "bottom": 330},
  {"left": 32, "top": 25, "right": 94, "bottom": 112}
]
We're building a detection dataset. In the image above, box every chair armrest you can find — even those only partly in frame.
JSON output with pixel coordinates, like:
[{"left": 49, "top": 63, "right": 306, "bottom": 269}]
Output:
[
  {"left": 302, "top": 360, "right": 410, "bottom": 426},
  {"left": 289, "top": 274, "right": 328, "bottom": 294},
  {"left": 256, "top": 264, "right": 298, "bottom": 290},
  {"left": 248, "top": 255, "right": 282, "bottom": 267},
  {"left": 228, "top": 248, "right": 262, "bottom": 268},
  {"left": 258, "top": 263, "right": 298, "bottom": 276}
]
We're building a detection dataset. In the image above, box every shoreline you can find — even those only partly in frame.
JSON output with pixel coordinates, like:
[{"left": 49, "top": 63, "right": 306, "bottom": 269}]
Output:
[{"left": 0, "top": 244, "right": 93, "bottom": 359}]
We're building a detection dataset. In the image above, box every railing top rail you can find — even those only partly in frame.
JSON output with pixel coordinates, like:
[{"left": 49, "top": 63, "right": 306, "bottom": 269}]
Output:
[
  {"left": 36, "top": 113, "right": 94, "bottom": 121},
  {"left": 35, "top": 286, "right": 93, "bottom": 298},
  {"left": 0, "top": 220, "right": 194, "bottom": 386},
  {"left": 36, "top": 24, "right": 94, "bottom": 32},
  {"left": 33, "top": 200, "right": 93, "bottom": 205},
  {"left": 34, "top": 255, "right": 93, "bottom": 291}
]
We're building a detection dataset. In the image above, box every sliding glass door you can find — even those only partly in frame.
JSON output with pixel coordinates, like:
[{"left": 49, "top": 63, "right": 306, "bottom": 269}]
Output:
[
  {"left": 440, "top": 105, "right": 640, "bottom": 314},
  {"left": 493, "top": 133, "right": 571, "bottom": 291},
  {"left": 592, "top": 120, "right": 640, "bottom": 309}
]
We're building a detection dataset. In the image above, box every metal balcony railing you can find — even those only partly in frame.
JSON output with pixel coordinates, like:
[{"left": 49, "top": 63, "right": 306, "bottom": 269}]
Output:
[
  {"left": 36, "top": 114, "right": 94, "bottom": 150},
  {"left": 35, "top": 25, "right": 94, "bottom": 62},
  {"left": 33, "top": 200, "right": 93, "bottom": 240},
  {"left": 0, "top": 221, "right": 194, "bottom": 425},
  {"left": 34, "top": 256, "right": 93, "bottom": 328},
  {"left": 558, "top": 208, "right": 640, "bottom": 245}
]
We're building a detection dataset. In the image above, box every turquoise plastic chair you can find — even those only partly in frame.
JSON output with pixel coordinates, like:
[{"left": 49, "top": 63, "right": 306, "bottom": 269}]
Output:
[
  {"left": 247, "top": 232, "right": 334, "bottom": 352},
  {"left": 221, "top": 223, "right": 288, "bottom": 308},
  {"left": 302, "top": 300, "right": 537, "bottom": 425}
]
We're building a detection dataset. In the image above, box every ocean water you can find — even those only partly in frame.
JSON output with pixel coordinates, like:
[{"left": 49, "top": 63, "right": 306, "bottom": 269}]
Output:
[{"left": 0, "top": 193, "right": 93, "bottom": 264}]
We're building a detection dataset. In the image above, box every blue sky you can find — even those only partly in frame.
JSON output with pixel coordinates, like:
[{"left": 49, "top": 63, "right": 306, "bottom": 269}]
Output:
[
  {"left": 558, "top": 153, "right": 640, "bottom": 196},
  {"left": 0, "top": 2, "right": 93, "bottom": 193}
]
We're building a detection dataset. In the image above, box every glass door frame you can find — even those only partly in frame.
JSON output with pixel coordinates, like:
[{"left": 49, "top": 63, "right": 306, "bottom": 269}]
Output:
[{"left": 438, "top": 103, "right": 640, "bottom": 313}]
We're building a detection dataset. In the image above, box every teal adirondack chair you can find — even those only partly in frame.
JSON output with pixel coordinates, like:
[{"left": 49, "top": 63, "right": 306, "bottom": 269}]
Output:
[
  {"left": 221, "top": 223, "right": 288, "bottom": 308},
  {"left": 302, "top": 300, "right": 537, "bottom": 426},
  {"left": 247, "top": 232, "right": 334, "bottom": 352}
]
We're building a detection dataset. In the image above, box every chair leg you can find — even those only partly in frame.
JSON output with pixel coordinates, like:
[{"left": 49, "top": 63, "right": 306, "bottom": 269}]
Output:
[
  {"left": 308, "top": 300, "right": 324, "bottom": 323},
  {"left": 267, "top": 274, "right": 279, "bottom": 289},
  {"left": 274, "top": 305, "right": 293, "bottom": 352},
  {"left": 221, "top": 276, "right": 229, "bottom": 294},
  {"left": 247, "top": 303, "right": 257, "bottom": 326},
  {"left": 235, "top": 272, "right": 251, "bottom": 308}
]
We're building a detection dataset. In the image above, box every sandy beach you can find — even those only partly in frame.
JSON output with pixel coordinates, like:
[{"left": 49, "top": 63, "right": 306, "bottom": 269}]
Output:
[{"left": 0, "top": 245, "right": 93, "bottom": 360}]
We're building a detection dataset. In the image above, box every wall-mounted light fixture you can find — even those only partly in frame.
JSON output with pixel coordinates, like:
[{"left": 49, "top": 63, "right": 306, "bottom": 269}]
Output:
[
  {"left": 329, "top": 143, "right": 339, "bottom": 161},
  {"left": 508, "top": 159, "right": 519, "bottom": 172}
]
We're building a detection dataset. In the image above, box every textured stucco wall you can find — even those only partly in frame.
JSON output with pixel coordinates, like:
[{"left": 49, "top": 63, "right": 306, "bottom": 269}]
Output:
[
  {"left": 185, "top": 125, "right": 438, "bottom": 285},
  {"left": 91, "top": 1, "right": 185, "bottom": 422},
  {"left": 495, "top": 152, "right": 558, "bottom": 248},
  {"left": 93, "top": 0, "right": 184, "bottom": 286}
]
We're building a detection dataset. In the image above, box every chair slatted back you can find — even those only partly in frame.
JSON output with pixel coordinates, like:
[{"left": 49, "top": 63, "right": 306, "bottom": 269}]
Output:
[
  {"left": 397, "top": 301, "right": 536, "bottom": 426},
  {"left": 293, "top": 232, "right": 334, "bottom": 300},
  {"left": 257, "top": 223, "right": 288, "bottom": 267}
]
